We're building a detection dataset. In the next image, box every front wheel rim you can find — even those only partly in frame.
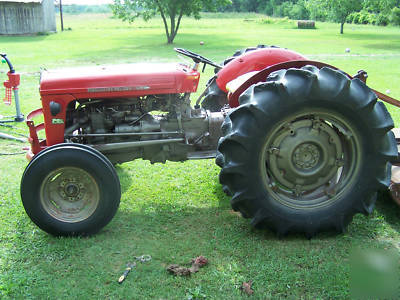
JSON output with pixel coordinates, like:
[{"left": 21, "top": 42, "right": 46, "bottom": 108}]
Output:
[
  {"left": 40, "top": 167, "right": 100, "bottom": 223},
  {"left": 262, "top": 110, "right": 362, "bottom": 209}
]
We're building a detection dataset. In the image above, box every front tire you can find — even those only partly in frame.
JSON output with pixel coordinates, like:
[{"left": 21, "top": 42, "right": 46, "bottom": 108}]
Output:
[
  {"left": 217, "top": 66, "right": 397, "bottom": 237},
  {"left": 21, "top": 144, "right": 121, "bottom": 236}
]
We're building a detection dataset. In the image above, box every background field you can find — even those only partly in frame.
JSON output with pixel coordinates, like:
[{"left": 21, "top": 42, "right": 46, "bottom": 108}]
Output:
[{"left": 1, "top": 13, "right": 400, "bottom": 299}]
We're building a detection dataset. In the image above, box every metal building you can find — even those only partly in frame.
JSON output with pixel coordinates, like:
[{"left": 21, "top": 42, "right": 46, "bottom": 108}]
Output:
[{"left": 0, "top": 0, "right": 56, "bottom": 35}]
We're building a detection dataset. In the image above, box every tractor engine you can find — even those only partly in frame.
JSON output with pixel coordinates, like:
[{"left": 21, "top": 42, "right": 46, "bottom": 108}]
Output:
[{"left": 64, "top": 94, "right": 225, "bottom": 164}]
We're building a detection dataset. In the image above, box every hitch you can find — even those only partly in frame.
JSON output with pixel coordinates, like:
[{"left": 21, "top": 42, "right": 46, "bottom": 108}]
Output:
[{"left": 1, "top": 53, "right": 24, "bottom": 123}]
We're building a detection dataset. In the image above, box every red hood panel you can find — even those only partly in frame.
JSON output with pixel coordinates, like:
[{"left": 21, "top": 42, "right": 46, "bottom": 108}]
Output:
[
  {"left": 216, "top": 48, "right": 306, "bottom": 93},
  {"left": 40, "top": 63, "right": 200, "bottom": 98}
]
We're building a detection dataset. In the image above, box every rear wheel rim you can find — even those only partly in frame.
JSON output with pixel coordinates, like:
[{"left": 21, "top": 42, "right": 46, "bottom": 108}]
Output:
[
  {"left": 40, "top": 167, "right": 100, "bottom": 223},
  {"left": 262, "top": 110, "right": 362, "bottom": 209}
]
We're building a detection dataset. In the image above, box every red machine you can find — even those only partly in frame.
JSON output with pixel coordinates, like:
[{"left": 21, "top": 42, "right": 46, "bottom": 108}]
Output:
[
  {"left": 27, "top": 47, "right": 303, "bottom": 157},
  {"left": 20, "top": 47, "right": 399, "bottom": 237},
  {"left": 27, "top": 63, "right": 200, "bottom": 156}
]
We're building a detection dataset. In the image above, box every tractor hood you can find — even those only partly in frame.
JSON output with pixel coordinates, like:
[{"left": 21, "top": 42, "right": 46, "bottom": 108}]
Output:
[{"left": 39, "top": 63, "right": 200, "bottom": 98}]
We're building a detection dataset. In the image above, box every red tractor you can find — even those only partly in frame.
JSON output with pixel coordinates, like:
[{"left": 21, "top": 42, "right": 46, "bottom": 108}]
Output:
[{"left": 18, "top": 47, "right": 398, "bottom": 237}]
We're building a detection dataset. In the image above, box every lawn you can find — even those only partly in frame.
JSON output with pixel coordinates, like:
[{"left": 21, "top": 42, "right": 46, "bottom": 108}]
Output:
[{"left": 0, "top": 13, "right": 400, "bottom": 299}]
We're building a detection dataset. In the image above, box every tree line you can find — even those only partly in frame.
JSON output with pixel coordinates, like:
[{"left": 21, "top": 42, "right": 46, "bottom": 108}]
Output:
[
  {"left": 111, "top": 0, "right": 400, "bottom": 43},
  {"left": 61, "top": 1, "right": 400, "bottom": 28},
  {"left": 58, "top": 1, "right": 400, "bottom": 43},
  {"left": 57, "top": 4, "right": 111, "bottom": 14},
  {"left": 220, "top": 0, "right": 400, "bottom": 27}
]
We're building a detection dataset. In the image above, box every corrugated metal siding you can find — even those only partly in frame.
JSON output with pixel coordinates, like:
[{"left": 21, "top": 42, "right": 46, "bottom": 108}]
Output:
[
  {"left": 0, "top": 1, "right": 42, "bottom": 3},
  {"left": 40, "top": 0, "right": 55, "bottom": 32},
  {"left": 0, "top": 0, "right": 55, "bottom": 35}
]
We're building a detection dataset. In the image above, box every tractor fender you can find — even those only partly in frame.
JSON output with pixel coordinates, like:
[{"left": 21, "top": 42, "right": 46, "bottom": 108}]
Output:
[
  {"left": 216, "top": 48, "right": 306, "bottom": 94},
  {"left": 228, "top": 60, "right": 344, "bottom": 107}
]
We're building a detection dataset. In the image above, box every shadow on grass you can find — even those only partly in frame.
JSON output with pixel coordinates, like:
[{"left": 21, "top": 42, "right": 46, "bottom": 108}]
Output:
[
  {"left": 2, "top": 159, "right": 397, "bottom": 298},
  {"left": 0, "top": 35, "right": 51, "bottom": 44},
  {"left": 2, "top": 185, "right": 396, "bottom": 298},
  {"left": 364, "top": 43, "right": 400, "bottom": 52},
  {"left": 115, "top": 164, "right": 133, "bottom": 194},
  {"left": 212, "top": 179, "right": 400, "bottom": 241},
  {"left": 345, "top": 32, "right": 400, "bottom": 42},
  {"left": 375, "top": 191, "right": 400, "bottom": 233},
  {"left": 344, "top": 33, "right": 400, "bottom": 51},
  {"left": 2, "top": 202, "right": 274, "bottom": 297},
  {"left": 212, "top": 179, "right": 348, "bottom": 241}
]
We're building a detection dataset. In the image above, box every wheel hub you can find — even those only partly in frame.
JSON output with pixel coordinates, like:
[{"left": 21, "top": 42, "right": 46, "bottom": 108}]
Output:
[
  {"left": 267, "top": 119, "right": 343, "bottom": 193},
  {"left": 293, "top": 143, "right": 320, "bottom": 170},
  {"left": 65, "top": 183, "right": 79, "bottom": 197},
  {"left": 40, "top": 167, "right": 99, "bottom": 223}
]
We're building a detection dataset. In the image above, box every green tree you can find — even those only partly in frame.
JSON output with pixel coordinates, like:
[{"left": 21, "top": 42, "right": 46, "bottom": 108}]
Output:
[
  {"left": 391, "top": 7, "right": 400, "bottom": 25},
  {"left": 111, "top": 0, "right": 231, "bottom": 44},
  {"left": 364, "top": 0, "right": 400, "bottom": 25},
  {"left": 307, "top": 0, "right": 362, "bottom": 33},
  {"left": 239, "top": 0, "right": 263, "bottom": 12},
  {"left": 364, "top": 0, "right": 400, "bottom": 13}
]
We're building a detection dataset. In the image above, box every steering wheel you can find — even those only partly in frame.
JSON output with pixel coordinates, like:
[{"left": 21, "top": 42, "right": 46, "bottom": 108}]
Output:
[{"left": 174, "top": 48, "right": 221, "bottom": 70}]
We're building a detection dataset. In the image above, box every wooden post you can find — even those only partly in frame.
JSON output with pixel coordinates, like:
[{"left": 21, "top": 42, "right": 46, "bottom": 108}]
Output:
[{"left": 59, "top": 0, "right": 64, "bottom": 31}]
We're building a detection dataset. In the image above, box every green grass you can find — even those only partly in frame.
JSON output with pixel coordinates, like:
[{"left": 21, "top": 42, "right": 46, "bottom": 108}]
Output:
[{"left": 1, "top": 13, "right": 400, "bottom": 299}]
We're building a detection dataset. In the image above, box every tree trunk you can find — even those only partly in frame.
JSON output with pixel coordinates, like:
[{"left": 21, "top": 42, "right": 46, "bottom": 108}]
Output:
[
  {"left": 155, "top": 0, "right": 184, "bottom": 44},
  {"left": 166, "top": 9, "right": 184, "bottom": 44},
  {"left": 169, "top": 14, "right": 176, "bottom": 44},
  {"left": 155, "top": 0, "right": 173, "bottom": 44},
  {"left": 169, "top": 11, "right": 183, "bottom": 44},
  {"left": 158, "top": 8, "right": 171, "bottom": 43},
  {"left": 340, "top": 22, "right": 344, "bottom": 34}
]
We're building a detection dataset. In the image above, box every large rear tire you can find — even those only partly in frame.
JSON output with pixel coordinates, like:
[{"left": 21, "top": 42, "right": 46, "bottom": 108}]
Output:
[
  {"left": 216, "top": 66, "right": 397, "bottom": 237},
  {"left": 21, "top": 144, "right": 121, "bottom": 236}
]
